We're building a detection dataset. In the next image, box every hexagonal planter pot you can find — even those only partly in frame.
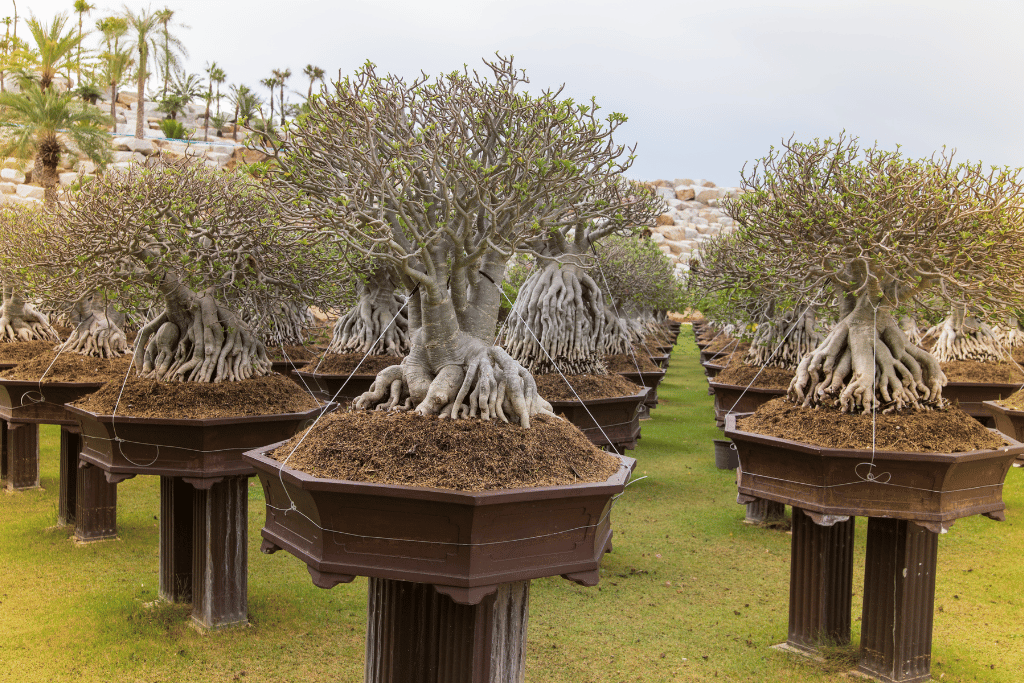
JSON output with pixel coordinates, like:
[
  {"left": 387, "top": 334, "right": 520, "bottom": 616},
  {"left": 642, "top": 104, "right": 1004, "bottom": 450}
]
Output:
[
  {"left": 982, "top": 399, "right": 1024, "bottom": 466},
  {"left": 616, "top": 369, "right": 666, "bottom": 419},
  {"left": 649, "top": 352, "right": 670, "bottom": 369},
  {"left": 725, "top": 412, "right": 1023, "bottom": 683},
  {"left": 245, "top": 441, "right": 634, "bottom": 682},
  {"left": 67, "top": 403, "right": 325, "bottom": 629},
  {"left": 290, "top": 369, "right": 378, "bottom": 403},
  {"left": 941, "top": 380, "right": 1021, "bottom": 427},
  {"left": 546, "top": 387, "right": 649, "bottom": 453}
]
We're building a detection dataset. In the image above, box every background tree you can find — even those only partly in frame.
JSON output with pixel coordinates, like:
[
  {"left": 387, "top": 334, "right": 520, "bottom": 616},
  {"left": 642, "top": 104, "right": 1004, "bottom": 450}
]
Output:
[
  {"left": 725, "top": 134, "right": 1024, "bottom": 413},
  {"left": 154, "top": 6, "right": 187, "bottom": 98},
  {"left": 96, "top": 16, "right": 130, "bottom": 120},
  {"left": 15, "top": 13, "right": 82, "bottom": 91},
  {"left": 30, "top": 160, "right": 339, "bottom": 382},
  {"left": 72, "top": 0, "right": 95, "bottom": 85},
  {"left": 226, "top": 83, "right": 259, "bottom": 141},
  {"left": 266, "top": 56, "right": 657, "bottom": 427},
  {"left": 122, "top": 6, "right": 159, "bottom": 139},
  {"left": 0, "top": 83, "right": 109, "bottom": 204},
  {"left": 259, "top": 74, "right": 277, "bottom": 123},
  {"left": 302, "top": 63, "right": 324, "bottom": 100},
  {"left": 271, "top": 67, "right": 289, "bottom": 125}
]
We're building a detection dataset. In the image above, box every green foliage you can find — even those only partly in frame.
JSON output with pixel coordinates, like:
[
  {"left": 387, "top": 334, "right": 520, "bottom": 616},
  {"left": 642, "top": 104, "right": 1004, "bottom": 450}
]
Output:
[
  {"left": 595, "top": 234, "right": 683, "bottom": 313},
  {"left": 158, "top": 117, "right": 188, "bottom": 140}
]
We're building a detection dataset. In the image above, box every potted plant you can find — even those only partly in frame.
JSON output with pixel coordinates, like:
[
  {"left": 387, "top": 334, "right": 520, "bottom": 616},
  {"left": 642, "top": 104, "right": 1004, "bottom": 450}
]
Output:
[
  {"left": 26, "top": 159, "right": 340, "bottom": 629},
  {"left": 261, "top": 55, "right": 646, "bottom": 677},
  {"left": 718, "top": 133, "right": 1024, "bottom": 682}
]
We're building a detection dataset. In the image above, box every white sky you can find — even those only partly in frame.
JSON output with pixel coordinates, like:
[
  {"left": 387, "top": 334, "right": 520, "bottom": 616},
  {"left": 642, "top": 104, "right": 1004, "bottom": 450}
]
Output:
[{"left": 18, "top": 0, "right": 1024, "bottom": 186}]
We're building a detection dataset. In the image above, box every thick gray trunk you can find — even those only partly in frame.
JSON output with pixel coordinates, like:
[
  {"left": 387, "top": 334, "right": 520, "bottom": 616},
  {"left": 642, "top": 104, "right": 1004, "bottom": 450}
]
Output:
[
  {"left": 64, "top": 293, "right": 129, "bottom": 358},
  {"left": 746, "top": 306, "right": 822, "bottom": 370},
  {"left": 926, "top": 305, "right": 1004, "bottom": 363},
  {"left": 327, "top": 270, "right": 407, "bottom": 356},
  {"left": 789, "top": 294, "right": 945, "bottom": 413},
  {"left": 0, "top": 286, "right": 57, "bottom": 342},
  {"left": 133, "top": 273, "right": 270, "bottom": 382}
]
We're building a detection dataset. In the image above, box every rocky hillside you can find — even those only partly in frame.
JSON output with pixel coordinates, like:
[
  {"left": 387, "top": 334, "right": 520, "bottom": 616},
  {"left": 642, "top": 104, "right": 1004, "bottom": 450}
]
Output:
[{"left": 647, "top": 178, "right": 742, "bottom": 275}]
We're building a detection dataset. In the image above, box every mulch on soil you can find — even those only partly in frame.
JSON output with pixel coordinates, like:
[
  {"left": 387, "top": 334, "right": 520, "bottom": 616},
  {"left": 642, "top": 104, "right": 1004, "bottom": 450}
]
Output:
[
  {"left": 299, "top": 353, "right": 404, "bottom": 375},
  {"left": 267, "top": 344, "right": 319, "bottom": 362},
  {"left": 73, "top": 373, "right": 321, "bottom": 418},
  {"left": 714, "top": 363, "right": 795, "bottom": 390},
  {"left": 737, "top": 397, "right": 1006, "bottom": 453},
  {"left": 994, "top": 389, "right": 1024, "bottom": 411},
  {"left": 0, "top": 341, "right": 57, "bottom": 363},
  {"left": 534, "top": 373, "right": 643, "bottom": 401},
  {"left": 704, "top": 337, "right": 745, "bottom": 354},
  {"left": 0, "top": 351, "right": 133, "bottom": 383},
  {"left": 269, "top": 410, "right": 621, "bottom": 490},
  {"left": 941, "top": 360, "right": 1024, "bottom": 383},
  {"left": 604, "top": 354, "right": 661, "bottom": 373}
]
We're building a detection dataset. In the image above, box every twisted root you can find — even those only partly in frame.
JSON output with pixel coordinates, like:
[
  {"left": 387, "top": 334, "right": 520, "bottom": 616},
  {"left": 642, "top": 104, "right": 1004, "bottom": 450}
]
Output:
[{"left": 926, "top": 315, "right": 1003, "bottom": 363}]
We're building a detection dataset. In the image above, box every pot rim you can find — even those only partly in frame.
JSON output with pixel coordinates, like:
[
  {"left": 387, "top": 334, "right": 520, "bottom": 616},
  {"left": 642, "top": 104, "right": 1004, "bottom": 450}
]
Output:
[
  {"left": 245, "top": 440, "right": 636, "bottom": 505},
  {"left": 982, "top": 399, "right": 1024, "bottom": 417},
  {"left": 545, "top": 385, "right": 650, "bottom": 407},
  {"left": 66, "top": 401, "right": 329, "bottom": 427},
  {"left": 724, "top": 411, "right": 1024, "bottom": 460}
]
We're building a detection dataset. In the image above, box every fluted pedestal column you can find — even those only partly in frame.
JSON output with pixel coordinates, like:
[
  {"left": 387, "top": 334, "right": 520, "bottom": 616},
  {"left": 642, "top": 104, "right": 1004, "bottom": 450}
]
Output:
[
  {"left": 74, "top": 461, "right": 119, "bottom": 542},
  {"left": 158, "top": 475, "right": 249, "bottom": 629},
  {"left": 4, "top": 421, "right": 39, "bottom": 490},
  {"left": 745, "top": 498, "right": 785, "bottom": 524},
  {"left": 58, "top": 426, "right": 79, "bottom": 526},
  {"left": 857, "top": 518, "right": 938, "bottom": 683},
  {"left": 786, "top": 508, "right": 855, "bottom": 652},
  {"left": 365, "top": 579, "right": 530, "bottom": 683}
]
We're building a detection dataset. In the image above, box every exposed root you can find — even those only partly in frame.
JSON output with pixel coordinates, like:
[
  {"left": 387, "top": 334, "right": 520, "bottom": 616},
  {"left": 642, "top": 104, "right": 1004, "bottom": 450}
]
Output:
[
  {"left": 504, "top": 263, "right": 607, "bottom": 375},
  {"left": 354, "top": 339, "right": 556, "bottom": 428},
  {"left": 745, "top": 308, "right": 822, "bottom": 369},
  {"left": 926, "top": 312, "right": 1003, "bottom": 363},
  {"left": 992, "top": 316, "right": 1024, "bottom": 348},
  {"left": 327, "top": 290, "right": 408, "bottom": 356},
  {"left": 133, "top": 298, "right": 271, "bottom": 383},
  {"left": 62, "top": 294, "right": 129, "bottom": 358},
  {"left": 0, "top": 289, "right": 58, "bottom": 343},
  {"left": 263, "top": 301, "right": 314, "bottom": 346},
  {"left": 789, "top": 304, "right": 946, "bottom": 414},
  {"left": 898, "top": 316, "right": 923, "bottom": 347}
]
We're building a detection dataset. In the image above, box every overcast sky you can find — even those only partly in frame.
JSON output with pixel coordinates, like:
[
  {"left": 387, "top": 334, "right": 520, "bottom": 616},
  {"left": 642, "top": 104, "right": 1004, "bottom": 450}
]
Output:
[{"left": 21, "top": 0, "right": 1024, "bottom": 186}]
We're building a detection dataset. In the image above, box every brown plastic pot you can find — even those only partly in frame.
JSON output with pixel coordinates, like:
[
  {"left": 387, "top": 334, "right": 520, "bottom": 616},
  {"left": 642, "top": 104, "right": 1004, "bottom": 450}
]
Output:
[
  {"left": 724, "top": 412, "right": 1023, "bottom": 532},
  {"left": 246, "top": 442, "right": 634, "bottom": 681},
  {"left": 0, "top": 378, "right": 105, "bottom": 425},
  {"left": 291, "top": 369, "right": 379, "bottom": 403},
  {"left": 726, "top": 412, "right": 1022, "bottom": 682},
  {"left": 701, "top": 361, "right": 725, "bottom": 379},
  {"left": 617, "top": 369, "right": 666, "bottom": 419},
  {"left": 649, "top": 353, "right": 670, "bottom": 369},
  {"left": 68, "top": 403, "right": 326, "bottom": 481},
  {"left": 709, "top": 380, "right": 786, "bottom": 430},
  {"left": 982, "top": 400, "right": 1024, "bottom": 465},
  {"left": 546, "top": 387, "right": 649, "bottom": 453},
  {"left": 246, "top": 441, "right": 634, "bottom": 598},
  {"left": 941, "top": 381, "right": 1021, "bottom": 427}
]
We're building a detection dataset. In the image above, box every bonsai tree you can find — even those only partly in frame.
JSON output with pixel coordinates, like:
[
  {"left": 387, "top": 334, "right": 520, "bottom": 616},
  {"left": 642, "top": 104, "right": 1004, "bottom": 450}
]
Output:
[
  {"left": 23, "top": 159, "right": 338, "bottom": 382},
  {"left": 725, "top": 134, "right": 1024, "bottom": 413},
  {"left": 688, "top": 231, "right": 824, "bottom": 369},
  {"left": 266, "top": 56, "right": 656, "bottom": 426},
  {"left": 325, "top": 262, "right": 408, "bottom": 357},
  {"left": 503, "top": 179, "right": 663, "bottom": 375},
  {"left": 592, "top": 233, "right": 685, "bottom": 355},
  {"left": 925, "top": 302, "right": 1005, "bottom": 363},
  {"left": 0, "top": 205, "right": 58, "bottom": 342}
]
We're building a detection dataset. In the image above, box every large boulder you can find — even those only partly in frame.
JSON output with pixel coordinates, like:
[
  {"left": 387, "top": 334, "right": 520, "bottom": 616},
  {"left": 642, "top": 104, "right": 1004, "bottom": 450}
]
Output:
[
  {"left": 112, "top": 137, "right": 158, "bottom": 156},
  {"left": 15, "top": 184, "right": 44, "bottom": 201},
  {"left": 111, "top": 151, "right": 145, "bottom": 164},
  {"left": 655, "top": 213, "right": 675, "bottom": 226},
  {"left": 695, "top": 188, "right": 722, "bottom": 203},
  {"left": 674, "top": 187, "right": 695, "bottom": 201}
]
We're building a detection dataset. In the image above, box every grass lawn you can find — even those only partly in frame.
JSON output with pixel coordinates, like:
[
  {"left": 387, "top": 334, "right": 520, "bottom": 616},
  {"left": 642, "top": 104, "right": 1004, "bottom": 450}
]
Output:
[{"left": 1, "top": 331, "right": 1021, "bottom": 682}]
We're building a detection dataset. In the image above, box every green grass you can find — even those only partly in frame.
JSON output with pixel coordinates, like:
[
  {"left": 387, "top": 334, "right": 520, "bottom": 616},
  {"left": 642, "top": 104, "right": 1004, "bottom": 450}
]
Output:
[{"left": 1, "top": 333, "right": 1022, "bottom": 682}]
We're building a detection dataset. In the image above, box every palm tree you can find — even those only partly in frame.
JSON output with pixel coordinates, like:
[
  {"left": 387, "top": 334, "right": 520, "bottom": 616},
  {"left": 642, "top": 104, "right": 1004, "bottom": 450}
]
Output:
[
  {"left": 302, "top": 63, "right": 325, "bottom": 100},
  {"left": 211, "top": 64, "right": 226, "bottom": 117},
  {"left": 96, "top": 16, "right": 128, "bottom": 119},
  {"left": 1, "top": 17, "right": 12, "bottom": 92},
  {"left": 226, "top": 83, "right": 260, "bottom": 141},
  {"left": 122, "top": 6, "right": 160, "bottom": 139},
  {"left": 20, "top": 13, "right": 82, "bottom": 92},
  {"left": 72, "top": 0, "right": 95, "bottom": 85},
  {"left": 271, "top": 67, "right": 290, "bottom": 125},
  {"left": 0, "top": 83, "right": 109, "bottom": 205},
  {"left": 202, "top": 60, "right": 220, "bottom": 139},
  {"left": 260, "top": 75, "right": 278, "bottom": 123},
  {"left": 154, "top": 7, "right": 187, "bottom": 98}
]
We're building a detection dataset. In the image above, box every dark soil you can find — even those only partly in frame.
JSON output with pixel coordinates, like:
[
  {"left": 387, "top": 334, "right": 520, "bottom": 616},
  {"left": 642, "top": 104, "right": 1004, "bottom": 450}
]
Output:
[
  {"left": 1012, "top": 347, "right": 1024, "bottom": 364},
  {"left": 715, "top": 363, "right": 795, "bottom": 390},
  {"left": 267, "top": 345, "right": 319, "bottom": 362},
  {"left": 270, "top": 410, "right": 621, "bottom": 490},
  {"left": 0, "top": 341, "right": 56, "bottom": 363},
  {"left": 994, "top": 389, "right": 1024, "bottom": 411},
  {"left": 941, "top": 360, "right": 1024, "bottom": 383},
  {"left": 299, "top": 353, "right": 404, "bottom": 375},
  {"left": 0, "top": 351, "right": 133, "bottom": 383},
  {"left": 73, "top": 373, "right": 321, "bottom": 418},
  {"left": 643, "top": 333, "right": 672, "bottom": 348},
  {"left": 535, "top": 373, "right": 643, "bottom": 401},
  {"left": 705, "top": 340, "right": 750, "bottom": 358},
  {"left": 737, "top": 398, "right": 1005, "bottom": 453},
  {"left": 604, "top": 354, "right": 660, "bottom": 373}
]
